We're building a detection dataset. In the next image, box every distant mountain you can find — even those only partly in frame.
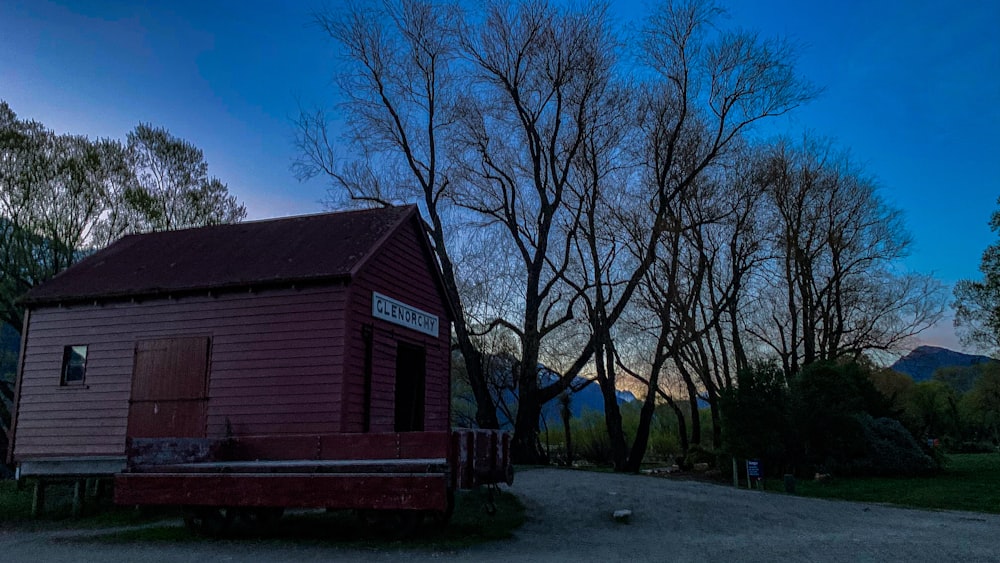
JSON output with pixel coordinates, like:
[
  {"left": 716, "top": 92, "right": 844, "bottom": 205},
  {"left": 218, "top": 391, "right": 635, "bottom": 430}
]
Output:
[
  {"left": 536, "top": 368, "right": 638, "bottom": 424},
  {"left": 486, "top": 356, "right": 637, "bottom": 429},
  {"left": 890, "top": 345, "right": 995, "bottom": 382}
]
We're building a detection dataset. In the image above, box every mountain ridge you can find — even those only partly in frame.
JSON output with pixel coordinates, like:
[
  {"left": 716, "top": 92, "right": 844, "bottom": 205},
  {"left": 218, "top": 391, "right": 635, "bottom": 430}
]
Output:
[{"left": 890, "top": 345, "right": 995, "bottom": 382}]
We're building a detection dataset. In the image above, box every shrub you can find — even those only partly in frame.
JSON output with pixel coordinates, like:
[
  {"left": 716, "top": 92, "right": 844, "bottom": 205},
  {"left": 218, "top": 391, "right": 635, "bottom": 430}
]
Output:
[
  {"left": 563, "top": 404, "right": 682, "bottom": 466},
  {"left": 570, "top": 409, "right": 614, "bottom": 465},
  {"left": 842, "top": 414, "right": 938, "bottom": 476},
  {"left": 721, "top": 360, "right": 936, "bottom": 477},
  {"left": 720, "top": 361, "right": 792, "bottom": 474},
  {"left": 792, "top": 361, "right": 892, "bottom": 471},
  {"left": 683, "top": 444, "right": 716, "bottom": 468},
  {"left": 647, "top": 429, "right": 680, "bottom": 462}
]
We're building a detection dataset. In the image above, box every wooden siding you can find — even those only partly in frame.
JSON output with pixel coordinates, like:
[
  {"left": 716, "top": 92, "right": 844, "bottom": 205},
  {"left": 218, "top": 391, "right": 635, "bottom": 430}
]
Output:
[
  {"left": 343, "top": 218, "right": 451, "bottom": 433},
  {"left": 13, "top": 286, "right": 347, "bottom": 461}
]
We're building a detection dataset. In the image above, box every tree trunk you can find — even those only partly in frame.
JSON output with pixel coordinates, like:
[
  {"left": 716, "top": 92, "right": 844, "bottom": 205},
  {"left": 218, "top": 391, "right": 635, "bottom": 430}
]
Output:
[
  {"left": 511, "top": 336, "right": 548, "bottom": 464},
  {"left": 511, "top": 396, "right": 547, "bottom": 464},
  {"left": 560, "top": 394, "right": 573, "bottom": 467},
  {"left": 687, "top": 384, "right": 701, "bottom": 446},
  {"left": 593, "top": 341, "right": 629, "bottom": 470},
  {"left": 427, "top": 210, "right": 500, "bottom": 430},
  {"left": 669, "top": 398, "right": 690, "bottom": 455},
  {"left": 623, "top": 383, "right": 658, "bottom": 473},
  {"left": 678, "top": 363, "right": 701, "bottom": 446},
  {"left": 708, "top": 386, "right": 722, "bottom": 448},
  {"left": 458, "top": 342, "right": 499, "bottom": 429}
]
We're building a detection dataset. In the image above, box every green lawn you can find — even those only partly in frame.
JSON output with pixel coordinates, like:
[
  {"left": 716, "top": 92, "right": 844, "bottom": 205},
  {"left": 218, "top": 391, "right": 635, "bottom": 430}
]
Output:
[
  {"left": 777, "top": 453, "right": 1000, "bottom": 514},
  {"left": 0, "top": 479, "right": 179, "bottom": 528}
]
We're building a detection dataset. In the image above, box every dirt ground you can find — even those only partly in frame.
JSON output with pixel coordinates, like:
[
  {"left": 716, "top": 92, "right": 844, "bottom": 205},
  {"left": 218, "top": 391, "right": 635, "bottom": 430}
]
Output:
[{"left": 2, "top": 467, "right": 999, "bottom": 562}]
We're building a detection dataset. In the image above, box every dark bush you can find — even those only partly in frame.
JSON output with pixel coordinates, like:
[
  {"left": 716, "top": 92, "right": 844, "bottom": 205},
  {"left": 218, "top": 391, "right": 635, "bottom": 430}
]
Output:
[
  {"left": 842, "top": 414, "right": 938, "bottom": 476},
  {"left": 683, "top": 444, "right": 716, "bottom": 469},
  {"left": 720, "top": 361, "right": 791, "bottom": 470},
  {"left": 721, "top": 360, "right": 934, "bottom": 477},
  {"left": 568, "top": 409, "right": 615, "bottom": 465},
  {"left": 792, "top": 361, "right": 893, "bottom": 471}
]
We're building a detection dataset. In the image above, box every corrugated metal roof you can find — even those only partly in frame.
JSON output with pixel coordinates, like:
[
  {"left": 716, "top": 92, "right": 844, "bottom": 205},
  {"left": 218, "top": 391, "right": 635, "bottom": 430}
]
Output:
[{"left": 23, "top": 205, "right": 417, "bottom": 305}]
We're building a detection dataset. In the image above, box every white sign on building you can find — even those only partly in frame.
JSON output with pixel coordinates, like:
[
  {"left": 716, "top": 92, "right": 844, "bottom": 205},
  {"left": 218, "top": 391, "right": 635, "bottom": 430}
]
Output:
[{"left": 372, "top": 291, "right": 439, "bottom": 337}]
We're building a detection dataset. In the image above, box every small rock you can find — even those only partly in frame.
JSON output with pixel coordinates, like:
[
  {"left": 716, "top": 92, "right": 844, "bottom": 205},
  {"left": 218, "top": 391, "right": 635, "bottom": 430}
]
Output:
[
  {"left": 693, "top": 462, "right": 710, "bottom": 472},
  {"left": 613, "top": 509, "right": 632, "bottom": 523}
]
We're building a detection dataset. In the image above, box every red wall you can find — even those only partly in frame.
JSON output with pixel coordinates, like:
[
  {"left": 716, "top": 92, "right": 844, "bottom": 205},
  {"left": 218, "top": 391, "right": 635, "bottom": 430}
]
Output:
[
  {"left": 12, "top": 214, "right": 454, "bottom": 463},
  {"left": 342, "top": 218, "right": 451, "bottom": 433},
  {"left": 13, "top": 286, "right": 347, "bottom": 460}
]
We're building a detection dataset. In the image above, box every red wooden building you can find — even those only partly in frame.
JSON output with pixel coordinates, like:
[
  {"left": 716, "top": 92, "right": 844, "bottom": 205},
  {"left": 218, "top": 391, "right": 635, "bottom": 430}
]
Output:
[{"left": 7, "top": 206, "right": 509, "bottom": 525}]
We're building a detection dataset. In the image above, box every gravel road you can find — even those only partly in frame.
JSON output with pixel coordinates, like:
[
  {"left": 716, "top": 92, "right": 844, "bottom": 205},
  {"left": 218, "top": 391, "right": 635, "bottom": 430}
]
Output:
[{"left": 2, "top": 467, "right": 998, "bottom": 562}]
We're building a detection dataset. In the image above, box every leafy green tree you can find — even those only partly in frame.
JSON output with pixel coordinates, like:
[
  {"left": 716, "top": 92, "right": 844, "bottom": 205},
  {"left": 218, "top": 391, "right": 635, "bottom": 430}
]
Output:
[
  {"left": 126, "top": 124, "right": 245, "bottom": 231},
  {"left": 720, "top": 362, "right": 791, "bottom": 469},
  {"left": 954, "top": 197, "right": 1000, "bottom": 354},
  {"left": 961, "top": 364, "right": 1000, "bottom": 444},
  {"left": 1, "top": 103, "right": 246, "bottom": 334},
  {"left": 905, "top": 380, "right": 960, "bottom": 442},
  {"left": 933, "top": 364, "right": 987, "bottom": 395},
  {"left": 0, "top": 103, "right": 124, "bottom": 331},
  {"left": 791, "top": 362, "right": 869, "bottom": 470},
  {"left": 869, "top": 368, "right": 916, "bottom": 413}
]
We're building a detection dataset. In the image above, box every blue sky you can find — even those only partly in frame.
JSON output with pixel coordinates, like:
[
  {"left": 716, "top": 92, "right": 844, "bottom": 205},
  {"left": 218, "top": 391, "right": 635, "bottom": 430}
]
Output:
[{"left": 2, "top": 0, "right": 999, "bottom": 349}]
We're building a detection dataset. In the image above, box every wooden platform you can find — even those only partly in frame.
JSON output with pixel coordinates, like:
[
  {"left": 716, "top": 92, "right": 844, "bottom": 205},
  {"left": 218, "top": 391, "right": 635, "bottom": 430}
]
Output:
[
  {"left": 123, "top": 458, "right": 450, "bottom": 474},
  {"left": 115, "top": 472, "right": 450, "bottom": 510},
  {"left": 113, "top": 430, "right": 512, "bottom": 513}
]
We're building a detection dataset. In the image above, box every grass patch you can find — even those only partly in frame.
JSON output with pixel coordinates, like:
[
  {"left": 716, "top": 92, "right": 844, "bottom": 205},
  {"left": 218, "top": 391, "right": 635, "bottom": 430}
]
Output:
[
  {"left": 0, "top": 479, "right": 33, "bottom": 522},
  {"left": 85, "top": 487, "right": 525, "bottom": 549},
  {"left": 0, "top": 479, "right": 180, "bottom": 529},
  {"left": 773, "top": 453, "right": 1000, "bottom": 514}
]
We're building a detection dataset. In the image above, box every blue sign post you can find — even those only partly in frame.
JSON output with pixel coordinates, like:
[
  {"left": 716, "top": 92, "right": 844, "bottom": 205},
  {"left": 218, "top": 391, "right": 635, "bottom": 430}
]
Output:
[{"left": 746, "top": 459, "right": 763, "bottom": 489}]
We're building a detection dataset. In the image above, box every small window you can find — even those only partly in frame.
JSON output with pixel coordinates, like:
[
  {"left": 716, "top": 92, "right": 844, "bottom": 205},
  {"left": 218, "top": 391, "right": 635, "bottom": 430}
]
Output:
[{"left": 61, "top": 345, "right": 88, "bottom": 385}]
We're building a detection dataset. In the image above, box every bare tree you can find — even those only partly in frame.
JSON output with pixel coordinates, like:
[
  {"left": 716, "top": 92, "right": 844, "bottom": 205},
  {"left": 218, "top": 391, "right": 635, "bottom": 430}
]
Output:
[
  {"left": 295, "top": 0, "right": 501, "bottom": 429},
  {"left": 592, "top": 0, "right": 811, "bottom": 472},
  {"left": 669, "top": 150, "right": 768, "bottom": 448},
  {"left": 297, "top": 0, "right": 813, "bottom": 465},
  {"left": 749, "top": 137, "right": 945, "bottom": 376},
  {"left": 453, "top": 0, "right": 620, "bottom": 462}
]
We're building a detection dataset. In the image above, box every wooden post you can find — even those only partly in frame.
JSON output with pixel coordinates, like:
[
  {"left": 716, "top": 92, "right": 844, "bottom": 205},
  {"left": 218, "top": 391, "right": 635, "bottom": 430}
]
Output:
[
  {"left": 732, "top": 457, "right": 738, "bottom": 488},
  {"left": 91, "top": 478, "right": 105, "bottom": 499},
  {"left": 72, "top": 479, "right": 84, "bottom": 518},
  {"left": 31, "top": 480, "right": 45, "bottom": 517}
]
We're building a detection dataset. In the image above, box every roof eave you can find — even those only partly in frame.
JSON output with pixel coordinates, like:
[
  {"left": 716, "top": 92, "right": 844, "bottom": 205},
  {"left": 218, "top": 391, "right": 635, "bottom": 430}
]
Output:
[{"left": 21, "top": 274, "right": 352, "bottom": 308}]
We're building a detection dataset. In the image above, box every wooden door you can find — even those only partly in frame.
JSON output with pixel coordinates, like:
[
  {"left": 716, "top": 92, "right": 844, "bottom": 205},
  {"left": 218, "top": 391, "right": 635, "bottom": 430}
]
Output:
[
  {"left": 127, "top": 337, "right": 210, "bottom": 438},
  {"left": 394, "top": 343, "right": 425, "bottom": 432}
]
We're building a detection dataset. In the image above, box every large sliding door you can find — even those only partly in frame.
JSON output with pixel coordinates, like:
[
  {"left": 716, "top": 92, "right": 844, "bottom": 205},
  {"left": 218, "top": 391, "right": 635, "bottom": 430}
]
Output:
[{"left": 127, "top": 337, "right": 210, "bottom": 438}]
